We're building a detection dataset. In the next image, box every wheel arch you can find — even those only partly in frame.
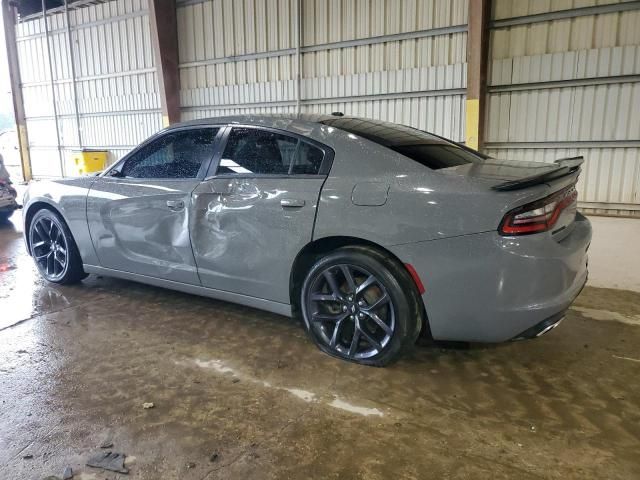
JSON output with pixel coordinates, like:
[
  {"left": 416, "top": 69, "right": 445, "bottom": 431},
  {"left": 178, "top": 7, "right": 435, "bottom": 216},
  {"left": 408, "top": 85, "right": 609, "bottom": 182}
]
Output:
[
  {"left": 24, "top": 200, "right": 65, "bottom": 256},
  {"left": 289, "top": 235, "right": 428, "bottom": 330}
]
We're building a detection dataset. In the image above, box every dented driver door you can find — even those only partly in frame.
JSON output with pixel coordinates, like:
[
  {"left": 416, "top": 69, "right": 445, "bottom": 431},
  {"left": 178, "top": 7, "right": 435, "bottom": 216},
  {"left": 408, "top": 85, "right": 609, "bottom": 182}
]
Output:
[
  {"left": 86, "top": 127, "right": 222, "bottom": 284},
  {"left": 87, "top": 177, "right": 201, "bottom": 284}
]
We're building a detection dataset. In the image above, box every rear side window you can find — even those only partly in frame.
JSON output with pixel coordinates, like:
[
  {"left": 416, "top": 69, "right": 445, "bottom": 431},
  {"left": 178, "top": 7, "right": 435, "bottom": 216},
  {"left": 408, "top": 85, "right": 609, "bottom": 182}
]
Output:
[
  {"left": 291, "top": 142, "right": 324, "bottom": 175},
  {"left": 391, "top": 145, "right": 481, "bottom": 169},
  {"left": 320, "top": 117, "right": 483, "bottom": 169},
  {"left": 218, "top": 128, "right": 297, "bottom": 175}
]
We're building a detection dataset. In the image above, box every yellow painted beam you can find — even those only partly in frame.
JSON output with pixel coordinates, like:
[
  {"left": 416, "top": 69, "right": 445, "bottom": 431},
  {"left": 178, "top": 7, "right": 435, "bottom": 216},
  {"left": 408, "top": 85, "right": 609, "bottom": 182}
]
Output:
[
  {"left": 465, "top": 98, "right": 480, "bottom": 151},
  {"left": 17, "top": 124, "right": 32, "bottom": 181}
]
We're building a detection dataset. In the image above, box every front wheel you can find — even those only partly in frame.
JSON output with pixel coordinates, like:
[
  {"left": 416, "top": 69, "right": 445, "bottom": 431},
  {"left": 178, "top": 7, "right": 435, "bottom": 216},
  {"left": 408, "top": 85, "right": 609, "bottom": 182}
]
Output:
[
  {"left": 29, "top": 208, "right": 87, "bottom": 284},
  {"left": 300, "top": 246, "right": 422, "bottom": 366}
]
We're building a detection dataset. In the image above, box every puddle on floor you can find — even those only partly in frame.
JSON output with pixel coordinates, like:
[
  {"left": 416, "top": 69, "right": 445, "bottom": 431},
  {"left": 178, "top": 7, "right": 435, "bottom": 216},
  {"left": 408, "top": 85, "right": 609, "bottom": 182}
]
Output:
[
  {"left": 329, "top": 397, "right": 384, "bottom": 417},
  {"left": 284, "top": 388, "right": 316, "bottom": 402},
  {"left": 571, "top": 306, "right": 640, "bottom": 326}
]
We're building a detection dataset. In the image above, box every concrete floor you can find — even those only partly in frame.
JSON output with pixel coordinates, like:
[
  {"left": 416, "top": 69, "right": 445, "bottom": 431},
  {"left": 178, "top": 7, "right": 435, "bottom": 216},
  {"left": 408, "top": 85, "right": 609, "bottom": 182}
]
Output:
[{"left": 1, "top": 213, "right": 639, "bottom": 480}]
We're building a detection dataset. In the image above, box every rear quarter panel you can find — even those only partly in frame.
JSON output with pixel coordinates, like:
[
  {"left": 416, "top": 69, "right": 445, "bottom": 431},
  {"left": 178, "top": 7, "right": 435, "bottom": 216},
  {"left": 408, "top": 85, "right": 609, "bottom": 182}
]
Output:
[
  {"left": 23, "top": 177, "right": 99, "bottom": 265},
  {"left": 312, "top": 130, "right": 550, "bottom": 246}
]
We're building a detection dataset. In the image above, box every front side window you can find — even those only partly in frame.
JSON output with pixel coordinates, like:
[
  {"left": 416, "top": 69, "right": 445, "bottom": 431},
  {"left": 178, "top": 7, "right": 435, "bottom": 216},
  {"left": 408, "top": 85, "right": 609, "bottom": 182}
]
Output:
[
  {"left": 119, "top": 128, "right": 219, "bottom": 179},
  {"left": 217, "top": 128, "right": 298, "bottom": 175}
]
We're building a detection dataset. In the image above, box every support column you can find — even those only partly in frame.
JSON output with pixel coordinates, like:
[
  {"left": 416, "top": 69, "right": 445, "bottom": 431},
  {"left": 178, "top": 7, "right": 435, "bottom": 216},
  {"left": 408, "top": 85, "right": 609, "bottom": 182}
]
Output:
[
  {"left": 466, "top": 0, "right": 491, "bottom": 151},
  {"left": 42, "top": 0, "right": 65, "bottom": 177},
  {"left": 2, "top": 0, "right": 32, "bottom": 181},
  {"left": 64, "top": 0, "right": 83, "bottom": 148},
  {"left": 149, "top": 0, "right": 180, "bottom": 127},
  {"left": 296, "top": 0, "right": 302, "bottom": 114}
]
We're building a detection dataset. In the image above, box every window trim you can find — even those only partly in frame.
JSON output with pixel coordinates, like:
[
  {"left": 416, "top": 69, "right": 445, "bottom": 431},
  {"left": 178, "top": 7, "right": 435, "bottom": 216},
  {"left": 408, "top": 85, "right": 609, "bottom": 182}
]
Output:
[
  {"left": 101, "top": 125, "right": 225, "bottom": 181},
  {"left": 205, "top": 125, "right": 334, "bottom": 180}
]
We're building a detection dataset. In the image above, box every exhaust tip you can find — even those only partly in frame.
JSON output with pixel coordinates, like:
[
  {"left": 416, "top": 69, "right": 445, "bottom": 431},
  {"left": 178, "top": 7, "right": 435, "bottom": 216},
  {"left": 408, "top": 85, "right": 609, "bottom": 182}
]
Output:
[{"left": 512, "top": 311, "right": 566, "bottom": 341}]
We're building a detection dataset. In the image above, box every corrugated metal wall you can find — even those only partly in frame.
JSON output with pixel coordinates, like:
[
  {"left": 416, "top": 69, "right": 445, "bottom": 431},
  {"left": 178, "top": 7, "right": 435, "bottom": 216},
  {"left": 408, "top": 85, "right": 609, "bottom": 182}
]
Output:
[
  {"left": 177, "top": 0, "right": 469, "bottom": 142},
  {"left": 15, "top": 0, "right": 162, "bottom": 177},
  {"left": 486, "top": 0, "right": 640, "bottom": 215},
  {"left": 12, "top": 0, "right": 640, "bottom": 216}
]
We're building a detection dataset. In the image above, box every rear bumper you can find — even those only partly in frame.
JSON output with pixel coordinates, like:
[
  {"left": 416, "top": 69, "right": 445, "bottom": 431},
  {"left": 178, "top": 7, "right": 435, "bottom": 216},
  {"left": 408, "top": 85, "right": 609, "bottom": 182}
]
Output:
[{"left": 390, "top": 213, "right": 592, "bottom": 342}]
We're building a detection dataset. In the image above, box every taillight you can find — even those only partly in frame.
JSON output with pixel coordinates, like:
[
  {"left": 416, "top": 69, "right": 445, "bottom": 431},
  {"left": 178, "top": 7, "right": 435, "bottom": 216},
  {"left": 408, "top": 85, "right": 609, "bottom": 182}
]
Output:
[{"left": 499, "top": 186, "right": 577, "bottom": 235}]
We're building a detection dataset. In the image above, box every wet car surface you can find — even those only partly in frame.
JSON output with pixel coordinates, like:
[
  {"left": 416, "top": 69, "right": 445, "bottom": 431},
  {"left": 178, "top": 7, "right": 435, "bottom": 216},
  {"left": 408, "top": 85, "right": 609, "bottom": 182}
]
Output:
[{"left": 1, "top": 214, "right": 639, "bottom": 479}]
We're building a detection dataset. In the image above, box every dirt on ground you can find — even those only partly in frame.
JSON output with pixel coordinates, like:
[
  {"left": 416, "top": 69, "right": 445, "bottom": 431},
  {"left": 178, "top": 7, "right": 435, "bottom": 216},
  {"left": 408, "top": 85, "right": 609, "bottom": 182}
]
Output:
[{"left": 1, "top": 217, "right": 639, "bottom": 480}]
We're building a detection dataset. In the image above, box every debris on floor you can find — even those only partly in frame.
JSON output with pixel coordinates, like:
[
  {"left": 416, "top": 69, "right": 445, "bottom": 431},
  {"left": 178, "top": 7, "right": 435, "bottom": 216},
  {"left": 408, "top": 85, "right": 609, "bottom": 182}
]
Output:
[
  {"left": 142, "top": 402, "right": 155, "bottom": 409},
  {"left": 186, "top": 462, "right": 196, "bottom": 469},
  {"left": 99, "top": 441, "right": 113, "bottom": 448},
  {"left": 22, "top": 454, "right": 33, "bottom": 459},
  {"left": 62, "top": 466, "right": 73, "bottom": 479},
  {"left": 209, "top": 451, "right": 219, "bottom": 462},
  {"left": 86, "top": 451, "right": 129, "bottom": 474}
]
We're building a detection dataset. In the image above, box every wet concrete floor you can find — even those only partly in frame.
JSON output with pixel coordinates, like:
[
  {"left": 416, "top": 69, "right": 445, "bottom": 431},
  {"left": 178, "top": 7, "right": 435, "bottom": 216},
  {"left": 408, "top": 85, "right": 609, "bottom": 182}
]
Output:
[{"left": 1, "top": 215, "right": 639, "bottom": 479}]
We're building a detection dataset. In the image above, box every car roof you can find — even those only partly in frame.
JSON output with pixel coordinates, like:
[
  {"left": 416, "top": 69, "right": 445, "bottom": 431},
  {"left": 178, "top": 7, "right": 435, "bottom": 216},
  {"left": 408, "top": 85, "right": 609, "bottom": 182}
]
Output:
[
  {"left": 172, "top": 114, "right": 448, "bottom": 147},
  {"left": 173, "top": 114, "right": 334, "bottom": 131}
]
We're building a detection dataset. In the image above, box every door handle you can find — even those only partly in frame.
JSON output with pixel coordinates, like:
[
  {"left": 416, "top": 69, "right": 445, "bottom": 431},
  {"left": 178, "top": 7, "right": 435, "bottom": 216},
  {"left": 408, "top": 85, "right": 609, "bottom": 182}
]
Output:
[
  {"left": 166, "top": 200, "right": 185, "bottom": 211},
  {"left": 280, "top": 198, "right": 305, "bottom": 208}
]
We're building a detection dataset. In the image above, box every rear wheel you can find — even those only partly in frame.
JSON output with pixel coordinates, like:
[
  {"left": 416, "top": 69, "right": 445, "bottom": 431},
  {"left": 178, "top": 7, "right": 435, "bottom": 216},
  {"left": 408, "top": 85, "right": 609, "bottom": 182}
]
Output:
[
  {"left": 29, "top": 209, "right": 87, "bottom": 284},
  {"left": 300, "top": 246, "right": 422, "bottom": 366}
]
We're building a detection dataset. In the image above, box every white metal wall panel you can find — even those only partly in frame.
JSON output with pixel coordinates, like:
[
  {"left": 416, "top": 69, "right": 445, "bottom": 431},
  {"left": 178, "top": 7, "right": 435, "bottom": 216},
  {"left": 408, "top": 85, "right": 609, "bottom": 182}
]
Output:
[
  {"left": 302, "top": 0, "right": 468, "bottom": 44},
  {"left": 181, "top": 105, "right": 299, "bottom": 122},
  {"left": 303, "top": 94, "right": 465, "bottom": 140},
  {"left": 486, "top": 2, "right": 640, "bottom": 212},
  {"left": 301, "top": 64, "right": 466, "bottom": 99},
  {"left": 177, "top": 0, "right": 468, "bottom": 141},
  {"left": 492, "top": 0, "right": 637, "bottom": 20},
  {"left": 15, "top": 0, "right": 162, "bottom": 177},
  {"left": 490, "top": 10, "right": 640, "bottom": 60},
  {"left": 484, "top": 147, "right": 640, "bottom": 213},
  {"left": 487, "top": 82, "right": 640, "bottom": 143}
]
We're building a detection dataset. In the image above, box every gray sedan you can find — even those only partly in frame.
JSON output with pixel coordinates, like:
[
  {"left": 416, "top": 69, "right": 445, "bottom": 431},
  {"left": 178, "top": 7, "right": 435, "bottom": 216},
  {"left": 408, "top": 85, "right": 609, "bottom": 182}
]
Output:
[{"left": 23, "top": 115, "right": 591, "bottom": 366}]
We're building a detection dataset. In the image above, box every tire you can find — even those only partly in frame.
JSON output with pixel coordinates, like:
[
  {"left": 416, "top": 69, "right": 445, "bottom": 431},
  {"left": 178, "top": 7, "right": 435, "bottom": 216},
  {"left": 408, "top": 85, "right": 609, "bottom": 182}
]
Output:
[
  {"left": 28, "top": 208, "right": 87, "bottom": 284},
  {"left": 300, "top": 245, "right": 423, "bottom": 366}
]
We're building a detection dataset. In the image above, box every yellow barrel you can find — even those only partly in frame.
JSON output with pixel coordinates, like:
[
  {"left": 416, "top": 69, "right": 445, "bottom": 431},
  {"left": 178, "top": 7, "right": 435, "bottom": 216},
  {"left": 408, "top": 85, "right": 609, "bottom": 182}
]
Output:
[{"left": 71, "top": 149, "right": 108, "bottom": 175}]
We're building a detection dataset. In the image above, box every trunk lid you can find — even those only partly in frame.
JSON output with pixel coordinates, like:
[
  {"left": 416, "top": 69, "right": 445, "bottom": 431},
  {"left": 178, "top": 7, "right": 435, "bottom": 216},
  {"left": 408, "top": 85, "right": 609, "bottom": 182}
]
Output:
[
  {"left": 442, "top": 156, "right": 583, "bottom": 191},
  {"left": 440, "top": 156, "right": 582, "bottom": 239}
]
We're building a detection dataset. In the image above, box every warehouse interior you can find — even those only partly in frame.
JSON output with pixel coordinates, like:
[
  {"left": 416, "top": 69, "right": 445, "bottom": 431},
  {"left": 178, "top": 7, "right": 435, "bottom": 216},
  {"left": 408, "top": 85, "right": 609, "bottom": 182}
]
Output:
[
  {"left": 2, "top": 0, "right": 638, "bottom": 215},
  {"left": 1, "top": 0, "right": 639, "bottom": 479}
]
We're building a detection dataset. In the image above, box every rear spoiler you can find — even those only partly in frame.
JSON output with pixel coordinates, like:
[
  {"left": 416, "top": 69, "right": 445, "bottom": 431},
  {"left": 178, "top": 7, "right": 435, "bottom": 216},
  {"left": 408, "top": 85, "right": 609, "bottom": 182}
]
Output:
[{"left": 491, "top": 156, "right": 584, "bottom": 191}]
